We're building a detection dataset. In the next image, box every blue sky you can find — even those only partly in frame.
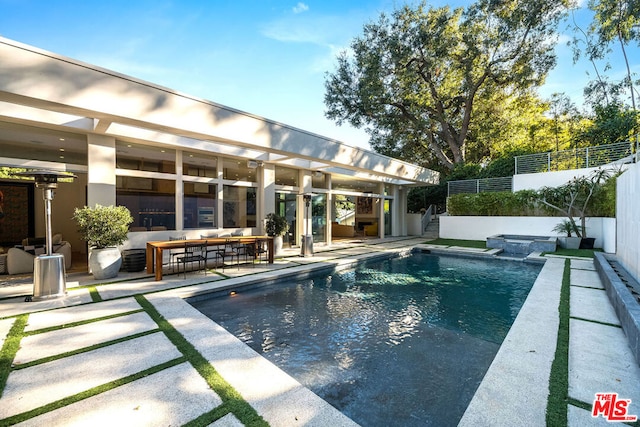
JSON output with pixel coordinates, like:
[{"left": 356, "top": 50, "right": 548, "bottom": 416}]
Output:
[{"left": 1, "top": 0, "right": 637, "bottom": 150}]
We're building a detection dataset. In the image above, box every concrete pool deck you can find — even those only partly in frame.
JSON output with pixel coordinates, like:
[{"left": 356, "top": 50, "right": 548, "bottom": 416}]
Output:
[{"left": 1, "top": 237, "right": 639, "bottom": 426}]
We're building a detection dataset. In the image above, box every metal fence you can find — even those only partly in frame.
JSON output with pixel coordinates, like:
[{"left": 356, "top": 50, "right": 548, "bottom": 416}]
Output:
[
  {"left": 447, "top": 176, "right": 512, "bottom": 197},
  {"left": 514, "top": 141, "right": 635, "bottom": 175}
]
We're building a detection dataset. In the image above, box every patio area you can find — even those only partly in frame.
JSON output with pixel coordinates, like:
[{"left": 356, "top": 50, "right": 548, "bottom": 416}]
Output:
[{"left": 1, "top": 237, "right": 638, "bottom": 426}]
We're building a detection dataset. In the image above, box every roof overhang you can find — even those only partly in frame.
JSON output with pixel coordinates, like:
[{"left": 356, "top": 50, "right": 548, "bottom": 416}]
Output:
[{"left": 0, "top": 37, "right": 439, "bottom": 187}]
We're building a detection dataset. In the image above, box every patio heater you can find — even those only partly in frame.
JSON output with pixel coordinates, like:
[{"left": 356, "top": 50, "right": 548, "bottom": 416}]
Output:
[
  {"left": 16, "top": 170, "right": 76, "bottom": 301},
  {"left": 301, "top": 193, "right": 314, "bottom": 257}
]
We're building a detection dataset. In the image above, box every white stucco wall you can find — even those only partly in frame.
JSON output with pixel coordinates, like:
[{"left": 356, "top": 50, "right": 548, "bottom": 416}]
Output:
[
  {"left": 440, "top": 216, "right": 614, "bottom": 252},
  {"left": 407, "top": 213, "right": 422, "bottom": 236},
  {"left": 616, "top": 163, "right": 640, "bottom": 280},
  {"left": 513, "top": 166, "right": 602, "bottom": 191}
]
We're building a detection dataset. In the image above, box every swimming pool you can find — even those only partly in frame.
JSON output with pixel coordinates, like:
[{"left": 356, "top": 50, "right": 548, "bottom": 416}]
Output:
[{"left": 190, "top": 252, "right": 542, "bottom": 426}]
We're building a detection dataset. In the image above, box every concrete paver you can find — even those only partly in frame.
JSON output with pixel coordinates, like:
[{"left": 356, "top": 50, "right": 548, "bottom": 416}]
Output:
[
  {"left": 0, "top": 317, "right": 15, "bottom": 346},
  {"left": 24, "top": 297, "right": 142, "bottom": 331},
  {"left": 0, "top": 289, "right": 93, "bottom": 318},
  {"left": 571, "top": 268, "right": 604, "bottom": 289},
  {"left": 570, "top": 287, "right": 620, "bottom": 325},
  {"left": 569, "top": 319, "right": 640, "bottom": 407},
  {"left": 0, "top": 332, "right": 181, "bottom": 419},
  {"left": 15, "top": 312, "right": 158, "bottom": 364},
  {"left": 16, "top": 362, "right": 222, "bottom": 427}
]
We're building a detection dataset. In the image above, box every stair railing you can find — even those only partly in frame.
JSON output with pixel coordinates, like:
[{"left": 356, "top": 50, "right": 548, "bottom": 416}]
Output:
[{"left": 421, "top": 204, "right": 434, "bottom": 234}]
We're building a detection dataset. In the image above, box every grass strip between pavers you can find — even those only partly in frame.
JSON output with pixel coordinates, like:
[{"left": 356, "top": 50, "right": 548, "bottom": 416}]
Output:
[
  {"left": 0, "top": 357, "right": 186, "bottom": 425},
  {"left": 0, "top": 314, "right": 28, "bottom": 398},
  {"left": 135, "top": 294, "right": 269, "bottom": 427},
  {"left": 546, "top": 258, "right": 570, "bottom": 426},
  {"left": 88, "top": 286, "right": 102, "bottom": 302}
]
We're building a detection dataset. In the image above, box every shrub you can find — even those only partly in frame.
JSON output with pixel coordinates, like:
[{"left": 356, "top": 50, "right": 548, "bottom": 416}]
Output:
[
  {"left": 447, "top": 190, "right": 539, "bottom": 216},
  {"left": 73, "top": 205, "right": 133, "bottom": 248}
]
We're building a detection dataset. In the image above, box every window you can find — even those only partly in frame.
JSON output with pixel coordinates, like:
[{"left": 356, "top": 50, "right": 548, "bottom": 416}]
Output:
[
  {"left": 117, "top": 177, "right": 176, "bottom": 230},
  {"left": 184, "top": 152, "right": 217, "bottom": 178},
  {"left": 222, "top": 158, "right": 257, "bottom": 182},
  {"left": 116, "top": 141, "right": 176, "bottom": 173},
  {"left": 184, "top": 183, "right": 216, "bottom": 229},
  {"left": 275, "top": 166, "right": 298, "bottom": 187},
  {"left": 222, "top": 185, "right": 257, "bottom": 228}
]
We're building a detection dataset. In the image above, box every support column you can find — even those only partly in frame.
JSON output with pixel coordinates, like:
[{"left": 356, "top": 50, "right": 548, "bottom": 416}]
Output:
[
  {"left": 298, "top": 170, "right": 313, "bottom": 241},
  {"left": 216, "top": 156, "right": 224, "bottom": 230},
  {"left": 325, "top": 174, "right": 333, "bottom": 246},
  {"left": 260, "top": 163, "right": 276, "bottom": 235},
  {"left": 378, "top": 183, "right": 385, "bottom": 239},
  {"left": 87, "top": 134, "right": 116, "bottom": 207},
  {"left": 175, "top": 151, "right": 183, "bottom": 231}
]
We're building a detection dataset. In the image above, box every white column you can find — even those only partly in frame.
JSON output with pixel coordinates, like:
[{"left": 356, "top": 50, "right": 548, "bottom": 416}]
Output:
[
  {"left": 175, "top": 151, "right": 183, "bottom": 231},
  {"left": 378, "top": 183, "right": 385, "bottom": 239},
  {"left": 260, "top": 163, "right": 276, "bottom": 235},
  {"left": 87, "top": 134, "right": 116, "bottom": 207},
  {"left": 216, "top": 156, "right": 224, "bottom": 230},
  {"left": 325, "top": 174, "right": 333, "bottom": 245},
  {"left": 298, "top": 170, "right": 313, "bottom": 239}
]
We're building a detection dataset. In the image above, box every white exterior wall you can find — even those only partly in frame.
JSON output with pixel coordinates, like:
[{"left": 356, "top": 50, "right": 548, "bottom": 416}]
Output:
[
  {"left": 440, "top": 216, "right": 615, "bottom": 252},
  {"left": 513, "top": 166, "right": 603, "bottom": 191},
  {"left": 616, "top": 163, "right": 640, "bottom": 280},
  {"left": 407, "top": 213, "right": 422, "bottom": 236}
]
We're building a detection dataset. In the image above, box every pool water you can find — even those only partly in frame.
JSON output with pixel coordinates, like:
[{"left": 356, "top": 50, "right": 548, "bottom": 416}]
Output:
[{"left": 190, "top": 253, "right": 542, "bottom": 426}]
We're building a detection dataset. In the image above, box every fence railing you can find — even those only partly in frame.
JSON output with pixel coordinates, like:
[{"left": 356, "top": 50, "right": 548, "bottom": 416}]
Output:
[
  {"left": 447, "top": 176, "right": 512, "bottom": 197},
  {"left": 514, "top": 140, "right": 635, "bottom": 175}
]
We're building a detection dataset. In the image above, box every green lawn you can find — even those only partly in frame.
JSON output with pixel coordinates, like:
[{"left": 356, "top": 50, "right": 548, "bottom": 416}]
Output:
[
  {"left": 542, "top": 248, "right": 603, "bottom": 259},
  {"left": 425, "top": 238, "right": 487, "bottom": 249}
]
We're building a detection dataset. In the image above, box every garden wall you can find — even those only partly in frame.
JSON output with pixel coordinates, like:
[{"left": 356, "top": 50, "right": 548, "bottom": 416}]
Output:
[
  {"left": 512, "top": 166, "right": 601, "bottom": 191},
  {"left": 440, "top": 216, "right": 616, "bottom": 253},
  {"left": 616, "top": 163, "right": 640, "bottom": 280}
]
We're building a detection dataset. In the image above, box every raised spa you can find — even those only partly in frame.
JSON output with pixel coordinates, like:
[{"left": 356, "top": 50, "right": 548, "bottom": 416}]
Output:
[{"left": 486, "top": 234, "right": 557, "bottom": 254}]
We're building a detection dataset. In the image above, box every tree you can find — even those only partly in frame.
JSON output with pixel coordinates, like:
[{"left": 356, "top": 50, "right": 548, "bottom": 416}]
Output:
[
  {"left": 587, "top": 0, "right": 640, "bottom": 109},
  {"left": 576, "top": 103, "right": 640, "bottom": 145},
  {"left": 538, "top": 168, "right": 611, "bottom": 238},
  {"left": 324, "top": 0, "right": 569, "bottom": 171}
]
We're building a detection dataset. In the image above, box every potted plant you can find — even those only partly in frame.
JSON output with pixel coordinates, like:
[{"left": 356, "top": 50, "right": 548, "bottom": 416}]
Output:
[
  {"left": 73, "top": 204, "right": 133, "bottom": 279},
  {"left": 265, "top": 213, "right": 289, "bottom": 255},
  {"left": 552, "top": 219, "right": 582, "bottom": 249}
]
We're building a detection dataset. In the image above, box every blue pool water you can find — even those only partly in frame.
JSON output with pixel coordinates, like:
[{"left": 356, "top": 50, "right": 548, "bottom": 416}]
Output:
[{"left": 190, "top": 252, "right": 542, "bottom": 426}]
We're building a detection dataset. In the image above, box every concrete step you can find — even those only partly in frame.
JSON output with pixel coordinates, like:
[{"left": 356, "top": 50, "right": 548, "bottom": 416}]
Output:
[{"left": 423, "top": 218, "right": 440, "bottom": 239}]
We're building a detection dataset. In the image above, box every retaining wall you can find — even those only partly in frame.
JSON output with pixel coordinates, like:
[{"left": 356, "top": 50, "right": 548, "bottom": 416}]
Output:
[{"left": 440, "top": 216, "right": 615, "bottom": 253}]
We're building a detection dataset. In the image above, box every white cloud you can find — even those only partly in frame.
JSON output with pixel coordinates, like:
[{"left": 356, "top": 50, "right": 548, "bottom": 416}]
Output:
[{"left": 292, "top": 2, "right": 309, "bottom": 14}]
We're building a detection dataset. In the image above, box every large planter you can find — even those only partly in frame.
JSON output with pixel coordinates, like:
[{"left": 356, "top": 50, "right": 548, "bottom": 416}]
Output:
[
  {"left": 89, "top": 247, "right": 122, "bottom": 280},
  {"left": 559, "top": 236, "right": 582, "bottom": 250},
  {"left": 580, "top": 237, "right": 596, "bottom": 250},
  {"left": 273, "top": 235, "right": 284, "bottom": 256}
]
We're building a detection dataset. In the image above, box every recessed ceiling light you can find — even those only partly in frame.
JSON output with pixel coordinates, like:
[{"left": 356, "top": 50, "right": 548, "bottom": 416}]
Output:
[
  {"left": 59, "top": 148, "right": 65, "bottom": 152},
  {"left": 59, "top": 138, "right": 65, "bottom": 141}
]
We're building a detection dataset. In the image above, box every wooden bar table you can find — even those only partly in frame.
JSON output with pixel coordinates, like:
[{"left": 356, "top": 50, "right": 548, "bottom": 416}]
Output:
[{"left": 146, "top": 236, "right": 274, "bottom": 281}]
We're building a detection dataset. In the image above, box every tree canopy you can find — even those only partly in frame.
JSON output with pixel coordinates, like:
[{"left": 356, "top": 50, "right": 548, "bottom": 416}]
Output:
[{"left": 324, "top": 0, "right": 569, "bottom": 171}]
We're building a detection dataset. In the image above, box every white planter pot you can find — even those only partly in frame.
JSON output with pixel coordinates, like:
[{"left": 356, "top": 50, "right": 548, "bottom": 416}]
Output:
[
  {"left": 559, "top": 236, "right": 581, "bottom": 250},
  {"left": 273, "top": 235, "right": 283, "bottom": 255},
  {"left": 89, "top": 247, "right": 122, "bottom": 280}
]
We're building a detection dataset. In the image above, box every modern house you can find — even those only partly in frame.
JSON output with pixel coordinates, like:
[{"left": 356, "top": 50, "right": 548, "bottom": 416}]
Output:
[{"left": 0, "top": 37, "right": 438, "bottom": 260}]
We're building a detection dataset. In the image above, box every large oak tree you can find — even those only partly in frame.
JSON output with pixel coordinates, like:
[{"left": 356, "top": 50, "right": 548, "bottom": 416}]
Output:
[{"left": 324, "top": 0, "right": 569, "bottom": 171}]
